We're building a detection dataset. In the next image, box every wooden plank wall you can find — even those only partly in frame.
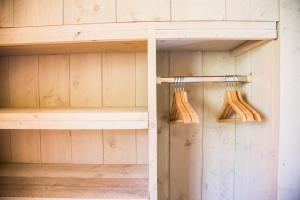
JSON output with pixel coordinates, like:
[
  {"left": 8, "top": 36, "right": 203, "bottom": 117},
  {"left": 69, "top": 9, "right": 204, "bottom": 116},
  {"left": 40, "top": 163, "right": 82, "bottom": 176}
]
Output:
[
  {"left": 0, "top": 52, "right": 148, "bottom": 164},
  {"left": 0, "top": 0, "right": 279, "bottom": 27},
  {"left": 157, "top": 43, "right": 278, "bottom": 200}
]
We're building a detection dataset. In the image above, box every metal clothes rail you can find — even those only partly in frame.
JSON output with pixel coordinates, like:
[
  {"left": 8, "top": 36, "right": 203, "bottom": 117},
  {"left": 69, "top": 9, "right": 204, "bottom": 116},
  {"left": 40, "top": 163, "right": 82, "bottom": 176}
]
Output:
[{"left": 157, "top": 74, "right": 252, "bottom": 84}]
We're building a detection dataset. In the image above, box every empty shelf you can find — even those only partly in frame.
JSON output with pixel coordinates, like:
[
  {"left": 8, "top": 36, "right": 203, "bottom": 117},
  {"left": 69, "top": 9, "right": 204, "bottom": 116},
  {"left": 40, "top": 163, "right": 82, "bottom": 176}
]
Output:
[
  {"left": 0, "top": 164, "right": 148, "bottom": 200},
  {"left": 0, "top": 108, "right": 148, "bottom": 130}
]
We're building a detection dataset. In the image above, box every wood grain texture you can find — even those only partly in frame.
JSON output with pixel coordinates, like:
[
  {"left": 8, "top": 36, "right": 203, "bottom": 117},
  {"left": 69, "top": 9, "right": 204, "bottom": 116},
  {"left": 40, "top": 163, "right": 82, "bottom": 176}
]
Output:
[
  {"left": 0, "top": 130, "right": 11, "bottom": 163},
  {"left": 11, "top": 131, "right": 41, "bottom": 163},
  {"left": 136, "top": 130, "right": 148, "bottom": 164},
  {"left": 278, "top": 1, "right": 300, "bottom": 199},
  {"left": 0, "top": 57, "right": 10, "bottom": 107},
  {"left": 226, "top": 0, "right": 279, "bottom": 21},
  {"left": 9, "top": 56, "right": 39, "bottom": 108},
  {"left": 202, "top": 52, "right": 235, "bottom": 200},
  {"left": 171, "top": 0, "right": 226, "bottom": 20},
  {"left": 70, "top": 53, "right": 102, "bottom": 108},
  {"left": 156, "top": 51, "right": 170, "bottom": 200},
  {"left": 169, "top": 51, "right": 203, "bottom": 200},
  {"left": 13, "top": 0, "right": 63, "bottom": 27},
  {"left": 117, "top": 0, "right": 170, "bottom": 22},
  {"left": 71, "top": 130, "right": 103, "bottom": 164},
  {"left": 41, "top": 131, "right": 72, "bottom": 164},
  {"left": 39, "top": 55, "right": 70, "bottom": 108},
  {"left": 64, "top": 0, "right": 116, "bottom": 24},
  {"left": 0, "top": 0, "right": 13, "bottom": 27},
  {"left": 103, "top": 130, "right": 137, "bottom": 164},
  {"left": 102, "top": 53, "right": 135, "bottom": 107}
]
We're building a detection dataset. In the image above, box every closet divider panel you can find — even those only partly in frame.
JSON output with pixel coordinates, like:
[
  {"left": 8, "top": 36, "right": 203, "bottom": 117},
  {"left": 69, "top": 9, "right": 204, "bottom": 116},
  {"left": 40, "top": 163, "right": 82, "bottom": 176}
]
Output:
[
  {"left": 69, "top": 53, "right": 103, "bottom": 164},
  {"left": 39, "top": 55, "right": 71, "bottom": 163},
  {"left": 102, "top": 52, "right": 137, "bottom": 164},
  {"left": 9, "top": 56, "right": 41, "bottom": 163},
  {"left": 136, "top": 52, "right": 148, "bottom": 164},
  {"left": 202, "top": 52, "right": 235, "bottom": 200},
  {"left": 0, "top": 0, "right": 13, "bottom": 27},
  {"left": 0, "top": 57, "right": 10, "bottom": 162},
  {"left": 13, "top": 0, "right": 63, "bottom": 27},
  {"left": 157, "top": 52, "right": 170, "bottom": 200},
  {"left": 64, "top": 0, "right": 116, "bottom": 24},
  {"left": 169, "top": 52, "right": 203, "bottom": 200},
  {"left": 171, "top": 0, "right": 226, "bottom": 20},
  {"left": 116, "top": 0, "right": 170, "bottom": 22},
  {"left": 234, "top": 42, "right": 278, "bottom": 200}
]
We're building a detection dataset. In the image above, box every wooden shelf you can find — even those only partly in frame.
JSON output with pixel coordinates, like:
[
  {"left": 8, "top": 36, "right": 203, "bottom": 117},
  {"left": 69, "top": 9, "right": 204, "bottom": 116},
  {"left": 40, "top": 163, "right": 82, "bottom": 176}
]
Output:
[
  {"left": 0, "top": 164, "right": 148, "bottom": 200},
  {"left": 0, "top": 108, "right": 148, "bottom": 130}
]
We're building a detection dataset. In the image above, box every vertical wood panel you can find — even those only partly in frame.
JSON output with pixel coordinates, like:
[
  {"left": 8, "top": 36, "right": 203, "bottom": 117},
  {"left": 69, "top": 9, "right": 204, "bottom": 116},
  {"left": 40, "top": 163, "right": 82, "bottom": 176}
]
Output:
[
  {"left": 234, "top": 42, "right": 278, "bottom": 200},
  {"left": 14, "top": 0, "right": 63, "bottom": 27},
  {"left": 169, "top": 51, "right": 203, "bottom": 200},
  {"left": 70, "top": 53, "right": 103, "bottom": 164},
  {"left": 102, "top": 53, "right": 135, "bottom": 107},
  {"left": 0, "top": 57, "right": 10, "bottom": 107},
  {"left": 202, "top": 52, "right": 235, "bottom": 200},
  {"left": 11, "top": 131, "right": 41, "bottom": 163},
  {"left": 171, "top": 0, "right": 225, "bottom": 20},
  {"left": 39, "top": 54, "right": 71, "bottom": 164},
  {"left": 226, "top": 0, "right": 279, "bottom": 21},
  {"left": 64, "top": 0, "right": 116, "bottom": 24},
  {"left": 136, "top": 51, "right": 148, "bottom": 165},
  {"left": 102, "top": 52, "right": 137, "bottom": 164},
  {"left": 117, "top": 0, "right": 170, "bottom": 22},
  {"left": 71, "top": 130, "right": 103, "bottom": 164},
  {"left": 39, "top": 55, "right": 70, "bottom": 108},
  {"left": 0, "top": 0, "right": 13, "bottom": 27},
  {"left": 0, "top": 57, "right": 10, "bottom": 162},
  {"left": 9, "top": 56, "right": 39, "bottom": 108},
  {"left": 103, "top": 130, "right": 137, "bottom": 164},
  {"left": 157, "top": 51, "right": 170, "bottom": 200},
  {"left": 70, "top": 53, "right": 102, "bottom": 107},
  {"left": 41, "top": 131, "right": 72, "bottom": 163},
  {"left": 9, "top": 56, "right": 41, "bottom": 163},
  {"left": 0, "top": 130, "right": 11, "bottom": 162}
]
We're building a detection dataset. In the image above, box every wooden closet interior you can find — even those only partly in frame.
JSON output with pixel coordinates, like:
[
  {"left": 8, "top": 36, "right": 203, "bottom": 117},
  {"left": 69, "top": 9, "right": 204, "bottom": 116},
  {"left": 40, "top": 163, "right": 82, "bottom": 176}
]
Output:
[{"left": 0, "top": 21, "right": 278, "bottom": 200}]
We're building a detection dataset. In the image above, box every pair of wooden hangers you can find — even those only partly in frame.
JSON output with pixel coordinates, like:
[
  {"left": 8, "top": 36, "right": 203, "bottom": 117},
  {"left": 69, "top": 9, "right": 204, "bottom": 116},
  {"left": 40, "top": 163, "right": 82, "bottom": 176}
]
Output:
[
  {"left": 170, "top": 77, "right": 199, "bottom": 124},
  {"left": 218, "top": 77, "right": 262, "bottom": 122}
]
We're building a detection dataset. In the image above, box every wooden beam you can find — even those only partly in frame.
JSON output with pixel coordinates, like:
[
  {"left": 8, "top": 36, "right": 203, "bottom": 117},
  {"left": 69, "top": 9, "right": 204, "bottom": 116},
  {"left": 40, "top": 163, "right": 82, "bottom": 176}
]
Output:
[{"left": 230, "top": 40, "right": 272, "bottom": 57}]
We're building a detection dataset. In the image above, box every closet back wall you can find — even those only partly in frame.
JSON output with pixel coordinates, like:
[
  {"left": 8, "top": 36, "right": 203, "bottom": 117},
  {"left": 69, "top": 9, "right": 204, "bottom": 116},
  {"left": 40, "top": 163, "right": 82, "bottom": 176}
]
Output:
[{"left": 0, "top": 52, "right": 148, "bottom": 164}]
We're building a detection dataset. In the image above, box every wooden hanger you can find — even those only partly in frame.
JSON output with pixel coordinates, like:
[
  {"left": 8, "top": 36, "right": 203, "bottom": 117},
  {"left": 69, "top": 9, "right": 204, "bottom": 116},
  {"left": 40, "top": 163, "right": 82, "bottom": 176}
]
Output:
[
  {"left": 170, "top": 89, "right": 192, "bottom": 123},
  {"left": 218, "top": 90, "right": 248, "bottom": 122},
  {"left": 179, "top": 90, "right": 199, "bottom": 123}
]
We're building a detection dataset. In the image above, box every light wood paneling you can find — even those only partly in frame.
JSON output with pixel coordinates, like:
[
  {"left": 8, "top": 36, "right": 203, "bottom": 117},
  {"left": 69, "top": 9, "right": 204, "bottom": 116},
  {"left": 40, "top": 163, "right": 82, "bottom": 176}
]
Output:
[
  {"left": 156, "top": 52, "right": 170, "bottom": 200},
  {"left": 169, "top": 52, "right": 203, "bottom": 200},
  {"left": 13, "top": 0, "right": 63, "bottom": 27},
  {"left": 171, "top": 0, "right": 226, "bottom": 20},
  {"left": 234, "top": 42, "right": 278, "bottom": 200},
  {"left": 103, "top": 130, "right": 137, "bottom": 164},
  {"left": 102, "top": 53, "right": 135, "bottom": 107},
  {"left": 39, "top": 55, "right": 70, "bottom": 108},
  {"left": 0, "top": 57, "right": 9, "bottom": 107},
  {"left": 64, "top": 0, "right": 116, "bottom": 24},
  {"left": 0, "top": 130, "right": 11, "bottom": 163},
  {"left": 9, "top": 56, "right": 39, "bottom": 108},
  {"left": 136, "top": 130, "right": 148, "bottom": 164},
  {"left": 0, "top": 0, "right": 13, "bottom": 27},
  {"left": 41, "top": 131, "right": 72, "bottom": 163},
  {"left": 202, "top": 52, "right": 235, "bottom": 200},
  {"left": 11, "top": 130, "right": 41, "bottom": 163},
  {"left": 226, "top": 0, "right": 279, "bottom": 21},
  {"left": 70, "top": 53, "right": 102, "bottom": 107},
  {"left": 8, "top": 56, "right": 41, "bottom": 163},
  {"left": 71, "top": 130, "right": 103, "bottom": 164},
  {"left": 117, "top": 0, "right": 170, "bottom": 22}
]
